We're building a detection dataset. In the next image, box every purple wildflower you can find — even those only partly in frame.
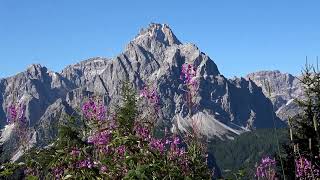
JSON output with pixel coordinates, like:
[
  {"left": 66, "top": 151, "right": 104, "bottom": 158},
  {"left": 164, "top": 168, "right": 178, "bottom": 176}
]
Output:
[
  {"left": 180, "top": 63, "right": 198, "bottom": 89},
  {"left": 24, "top": 167, "right": 37, "bottom": 177},
  {"left": 173, "top": 136, "right": 180, "bottom": 146},
  {"left": 295, "top": 156, "right": 320, "bottom": 178},
  {"left": 180, "top": 63, "right": 199, "bottom": 109},
  {"left": 116, "top": 145, "right": 126, "bottom": 156},
  {"left": 149, "top": 138, "right": 165, "bottom": 153},
  {"left": 77, "top": 158, "right": 93, "bottom": 169},
  {"left": 100, "top": 165, "right": 108, "bottom": 173},
  {"left": 7, "top": 103, "right": 27, "bottom": 125},
  {"left": 255, "top": 156, "right": 277, "bottom": 179},
  {"left": 134, "top": 125, "right": 151, "bottom": 140},
  {"left": 140, "top": 86, "right": 160, "bottom": 105},
  {"left": 87, "top": 130, "right": 111, "bottom": 147},
  {"left": 165, "top": 139, "right": 171, "bottom": 145},
  {"left": 52, "top": 166, "right": 64, "bottom": 180},
  {"left": 70, "top": 147, "right": 81, "bottom": 157},
  {"left": 7, "top": 104, "right": 17, "bottom": 123},
  {"left": 82, "top": 99, "right": 106, "bottom": 121}
]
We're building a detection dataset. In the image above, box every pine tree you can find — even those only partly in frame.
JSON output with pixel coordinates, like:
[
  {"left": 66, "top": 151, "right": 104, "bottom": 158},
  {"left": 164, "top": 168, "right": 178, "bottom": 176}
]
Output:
[
  {"left": 116, "top": 82, "right": 138, "bottom": 133},
  {"left": 278, "top": 63, "right": 320, "bottom": 179}
]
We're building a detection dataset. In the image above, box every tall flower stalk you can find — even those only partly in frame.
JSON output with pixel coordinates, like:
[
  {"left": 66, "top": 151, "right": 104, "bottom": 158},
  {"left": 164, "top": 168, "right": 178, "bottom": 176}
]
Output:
[
  {"left": 7, "top": 103, "right": 28, "bottom": 151},
  {"left": 255, "top": 157, "right": 277, "bottom": 180},
  {"left": 180, "top": 63, "right": 199, "bottom": 115}
]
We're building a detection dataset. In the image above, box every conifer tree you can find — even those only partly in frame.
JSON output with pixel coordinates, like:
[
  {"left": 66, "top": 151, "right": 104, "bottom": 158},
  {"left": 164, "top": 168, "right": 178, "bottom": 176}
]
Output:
[
  {"left": 116, "top": 82, "right": 138, "bottom": 133},
  {"left": 278, "top": 63, "right": 320, "bottom": 179}
]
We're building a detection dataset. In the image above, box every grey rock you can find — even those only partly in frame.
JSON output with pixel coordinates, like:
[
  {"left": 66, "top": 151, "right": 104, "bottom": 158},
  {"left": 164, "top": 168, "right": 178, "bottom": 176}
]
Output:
[
  {"left": 246, "top": 70, "right": 303, "bottom": 121},
  {"left": 0, "top": 23, "right": 285, "bottom": 161}
]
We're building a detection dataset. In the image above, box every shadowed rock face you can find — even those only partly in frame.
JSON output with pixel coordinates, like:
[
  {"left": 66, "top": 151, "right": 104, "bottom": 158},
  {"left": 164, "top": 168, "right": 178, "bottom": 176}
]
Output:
[
  {"left": 246, "top": 70, "right": 303, "bottom": 121},
  {"left": 0, "top": 23, "right": 284, "bottom": 161}
]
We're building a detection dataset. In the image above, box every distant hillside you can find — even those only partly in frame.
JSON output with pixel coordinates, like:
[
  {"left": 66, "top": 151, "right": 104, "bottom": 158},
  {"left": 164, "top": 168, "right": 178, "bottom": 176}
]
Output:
[{"left": 209, "top": 128, "right": 289, "bottom": 179}]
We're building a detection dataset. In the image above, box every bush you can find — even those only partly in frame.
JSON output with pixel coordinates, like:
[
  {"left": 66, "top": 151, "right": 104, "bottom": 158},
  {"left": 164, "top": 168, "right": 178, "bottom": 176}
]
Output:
[{"left": 0, "top": 64, "right": 212, "bottom": 179}]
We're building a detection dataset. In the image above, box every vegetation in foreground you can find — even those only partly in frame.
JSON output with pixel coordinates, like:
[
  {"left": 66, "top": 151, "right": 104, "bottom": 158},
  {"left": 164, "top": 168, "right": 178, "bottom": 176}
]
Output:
[{"left": 0, "top": 63, "right": 319, "bottom": 180}]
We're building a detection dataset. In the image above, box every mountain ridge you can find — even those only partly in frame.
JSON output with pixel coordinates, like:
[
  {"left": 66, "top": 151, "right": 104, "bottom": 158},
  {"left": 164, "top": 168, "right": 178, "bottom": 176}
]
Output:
[
  {"left": 246, "top": 70, "right": 303, "bottom": 121},
  {"left": 0, "top": 23, "right": 287, "bottom": 161}
]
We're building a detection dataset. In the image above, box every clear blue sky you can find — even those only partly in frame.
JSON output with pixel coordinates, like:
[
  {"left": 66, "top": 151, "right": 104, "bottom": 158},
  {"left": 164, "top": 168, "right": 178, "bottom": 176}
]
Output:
[{"left": 0, "top": 0, "right": 319, "bottom": 78}]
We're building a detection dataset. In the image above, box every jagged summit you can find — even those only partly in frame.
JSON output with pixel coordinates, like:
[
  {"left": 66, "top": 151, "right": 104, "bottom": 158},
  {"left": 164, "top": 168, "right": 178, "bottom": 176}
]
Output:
[
  {"left": 246, "top": 70, "right": 303, "bottom": 121},
  {"left": 0, "top": 23, "right": 288, "bottom": 161},
  {"left": 132, "top": 23, "right": 181, "bottom": 47},
  {"left": 27, "top": 63, "right": 43, "bottom": 69},
  {"left": 26, "top": 64, "right": 48, "bottom": 76}
]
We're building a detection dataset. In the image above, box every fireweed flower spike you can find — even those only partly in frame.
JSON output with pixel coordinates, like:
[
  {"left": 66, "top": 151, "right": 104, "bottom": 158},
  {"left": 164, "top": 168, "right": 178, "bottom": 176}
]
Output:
[
  {"left": 116, "top": 145, "right": 126, "bottom": 156},
  {"left": 7, "top": 104, "right": 18, "bottom": 123},
  {"left": 180, "top": 63, "right": 199, "bottom": 113},
  {"left": 295, "top": 156, "right": 320, "bottom": 178},
  {"left": 140, "top": 86, "right": 161, "bottom": 118},
  {"left": 140, "top": 86, "right": 160, "bottom": 105},
  {"left": 77, "top": 158, "right": 94, "bottom": 169},
  {"left": 82, "top": 98, "right": 107, "bottom": 121},
  {"left": 7, "top": 103, "right": 27, "bottom": 125},
  {"left": 6, "top": 103, "right": 29, "bottom": 150},
  {"left": 180, "top": 63, "right": 198, "bottom": 90},
  {"left": 134, "top": 124, "right": 151, "bottom": 140},
  {"left": 149, "top": 138, "right": 165, "bottom": 153},
  {"left": 87, "top": 130, "right": 111, "bottom": 147},
  {"left": 255, "top": 156, "right": 277, "bottom": 179}
]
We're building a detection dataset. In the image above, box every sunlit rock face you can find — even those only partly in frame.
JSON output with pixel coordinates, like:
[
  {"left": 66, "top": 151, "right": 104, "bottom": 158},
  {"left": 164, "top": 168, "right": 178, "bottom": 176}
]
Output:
[
  {"left": 0, "top": 23, "right": 284, "bottom": 161},
  {"left": 246, "top": 70, "right": 303, "bottom": 121}
]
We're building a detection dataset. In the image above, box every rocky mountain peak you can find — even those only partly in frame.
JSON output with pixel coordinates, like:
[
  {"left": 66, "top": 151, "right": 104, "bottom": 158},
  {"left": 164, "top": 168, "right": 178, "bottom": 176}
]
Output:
[
  {"left": 0, "top": 23, "right": 287, "bottom": 162},
  {"left": 246, "top": 70, "right": 303, "bottom": 121},
  {"left": 132, "top": 23, "right": 181, "bottom": 47},
  {"left": 246, "top": 70, "right": 299, "bottom": 96},
  {"left": 26, "top": 64, "right": 48, "bottom": 79}
]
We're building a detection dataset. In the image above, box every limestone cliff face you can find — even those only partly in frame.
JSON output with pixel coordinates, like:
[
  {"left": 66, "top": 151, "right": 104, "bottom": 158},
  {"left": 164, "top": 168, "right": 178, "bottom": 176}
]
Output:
[
  {"left": 246, "top": 70, "right": 303, "bottom": 121},
  {"left": 0, "top": 23, "right": 283, "bottom": 161}
]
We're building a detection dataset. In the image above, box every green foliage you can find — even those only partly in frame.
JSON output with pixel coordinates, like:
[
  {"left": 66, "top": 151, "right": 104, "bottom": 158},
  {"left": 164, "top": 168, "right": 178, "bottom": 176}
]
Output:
[
  {"left": 1, "top": 82, "right": 211, "bottom": 179},
  {"left": 277, "top": 63, "right": 320, "bottom": 179},
  {"left": 186, "top": 135, "right": 212, "bottom": 179},
  {"left": 209, "top": 128, "right": 288, "bottom": 179},
  {"left": 0, "top": 162, "right": 22, "bottom": 177},
  {"left": 116, "top": 82, "right": 138, "bottom": 133}
]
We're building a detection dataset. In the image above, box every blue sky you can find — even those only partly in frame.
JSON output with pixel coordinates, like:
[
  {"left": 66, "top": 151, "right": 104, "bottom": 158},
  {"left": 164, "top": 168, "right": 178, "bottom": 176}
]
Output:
[{"left": 0, "top": 0, "right": 319, "bottom": 78}]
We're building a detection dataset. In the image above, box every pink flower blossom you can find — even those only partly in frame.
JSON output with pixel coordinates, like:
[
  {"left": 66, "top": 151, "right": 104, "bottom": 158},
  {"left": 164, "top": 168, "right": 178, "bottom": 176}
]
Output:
[
  {"left": 100, "top": 165, "right": 108, "bottom": 173},
  {"left": 7, "top": 103, "right": 27, "bottom": 125},
  {"left": 255, "top": 156, "right": 277, "bottom": 179},
  {"left": 149, "top": 138, "right": 165, "bottom": 153},
  {"left": 52, "top": 166, "right": 64, "bottom": 179},
  {"left": 180, "top": 63, "right": 198, "bottom": 89},
  {"left": 82, "top": 99, "right": 106, "bottom": 121},
  {"left": 77, "top": 158, "right": 93, "bottom": 169},
  {"left": 88, "top": 130, "right": 111, "bottom": 147},
  {"left": 70, "top": 147, "right": 80, "bottom": 157},
  {"left": 140, "top": 86, "right": 160, "bottom": 105},
  {"left": 295, "top": 156, "right": 320, "bottom": 178},
  {"left": 116, "top": 145, "right": 126, "bottom": 156},
  {"left": 135, "top": 125, "right": 151, "bottom": 140}
]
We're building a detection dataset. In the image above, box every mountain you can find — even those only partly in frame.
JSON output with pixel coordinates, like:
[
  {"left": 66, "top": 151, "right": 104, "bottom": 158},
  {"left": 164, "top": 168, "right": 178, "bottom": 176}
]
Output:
[
  {"left": 246, "top": 70, "right": 303, "bottom": 121},
  {"left": 0, "top": 23, "right": 284, "bottom": 161}
]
